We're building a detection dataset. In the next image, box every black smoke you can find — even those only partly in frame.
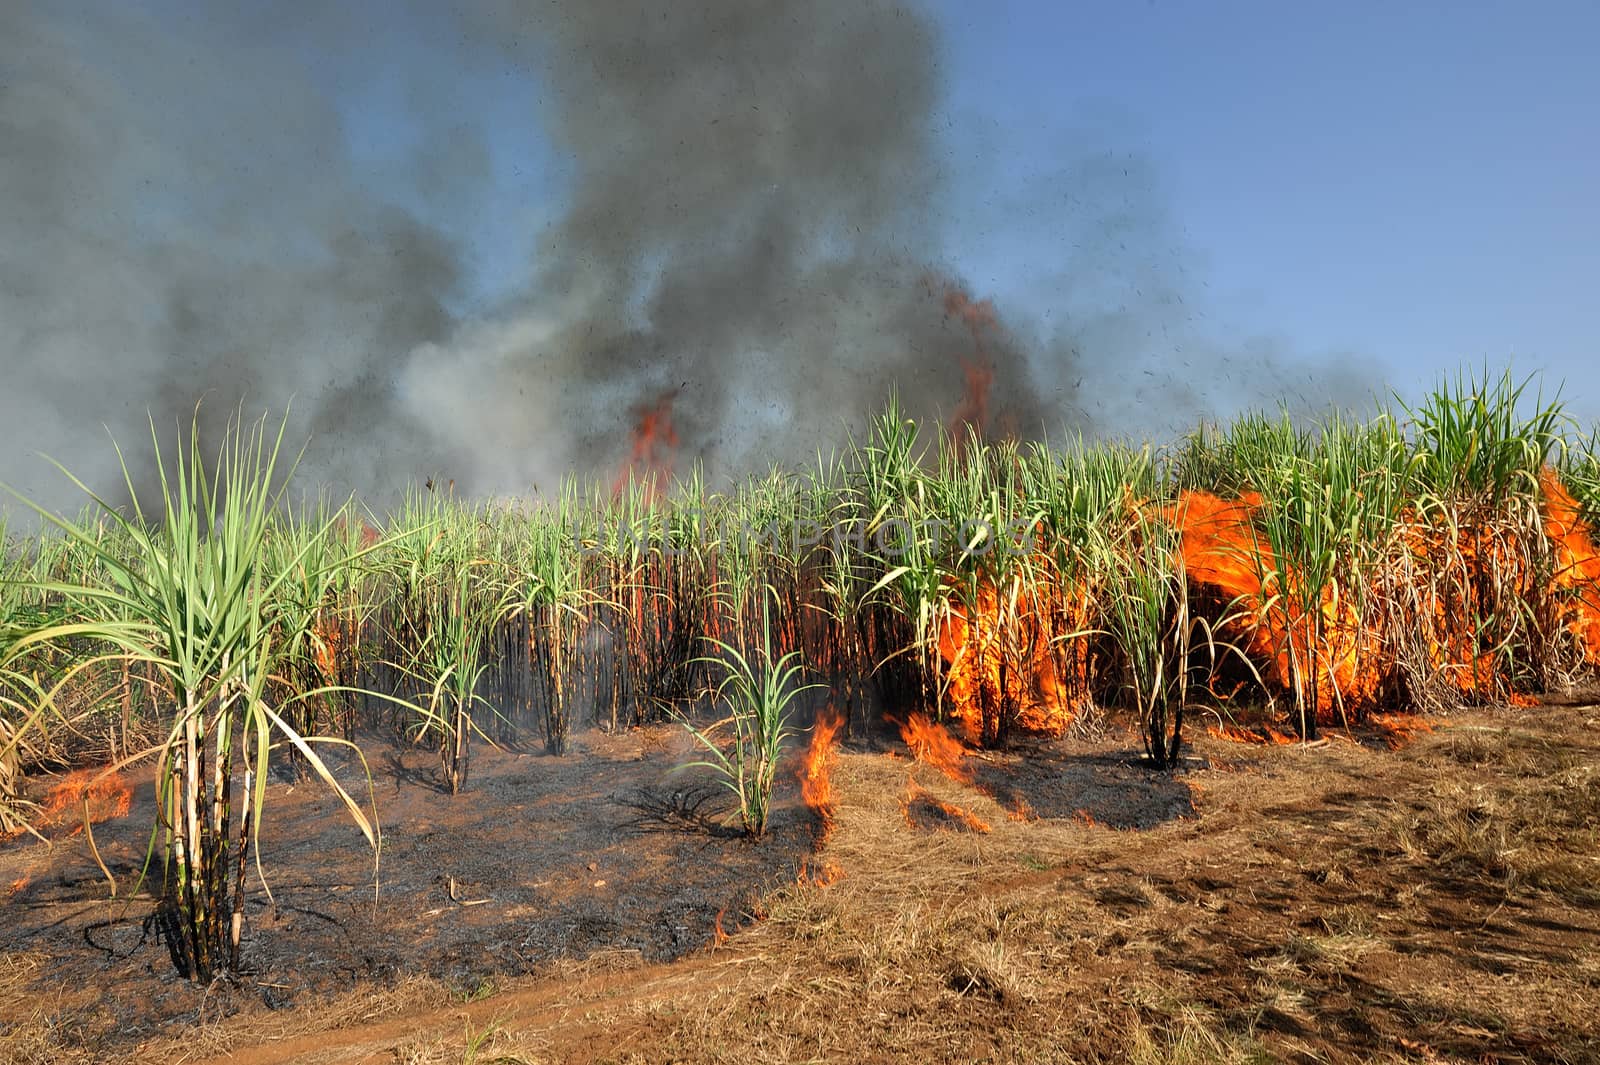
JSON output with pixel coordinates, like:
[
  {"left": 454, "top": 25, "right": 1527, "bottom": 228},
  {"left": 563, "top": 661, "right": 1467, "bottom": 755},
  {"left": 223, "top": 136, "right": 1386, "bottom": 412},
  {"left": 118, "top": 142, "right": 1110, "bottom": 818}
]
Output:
[{"left": 0, "top": 1, "right": 1372, "bottom": 515}]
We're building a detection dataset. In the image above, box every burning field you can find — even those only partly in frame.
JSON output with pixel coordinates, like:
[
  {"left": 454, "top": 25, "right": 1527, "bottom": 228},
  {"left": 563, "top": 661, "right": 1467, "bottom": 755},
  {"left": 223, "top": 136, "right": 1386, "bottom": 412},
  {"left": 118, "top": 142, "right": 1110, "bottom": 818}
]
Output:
[
  {"left": 3, "top": 0, "right": 1597, "bottom": 1057},
  {"left": 3, "top": 370, "right": 1600, "bottom": 1063}
]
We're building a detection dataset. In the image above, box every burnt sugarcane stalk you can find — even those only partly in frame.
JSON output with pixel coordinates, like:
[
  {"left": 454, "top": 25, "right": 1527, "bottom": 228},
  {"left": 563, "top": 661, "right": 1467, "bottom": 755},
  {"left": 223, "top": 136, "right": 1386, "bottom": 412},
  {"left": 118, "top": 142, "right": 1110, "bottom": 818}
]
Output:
[
  {"left": 229, "top": 756, "right": 254, "bottom": 969},
  {"left": 539, "top": 602, "right": 568, "bottom": 755},
  {"left": 163, "top": 689, "right": 236, "bottom": 982},
  {"left": 444, "top": 686, "right": 469, "bottom": 794}
]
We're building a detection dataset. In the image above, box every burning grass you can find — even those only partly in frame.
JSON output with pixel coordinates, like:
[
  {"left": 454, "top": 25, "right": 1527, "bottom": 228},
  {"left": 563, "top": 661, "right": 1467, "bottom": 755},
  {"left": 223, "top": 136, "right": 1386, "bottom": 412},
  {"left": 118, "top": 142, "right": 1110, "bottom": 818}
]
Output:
[
  {"left": 897, "top": 712, "right": 973, "bottom": 784},
  {"left": 6, "top": 769, "right": 132, "bottom": 841},
  {"left": 798, "top": 707, "right": 843, "bottom": 839},
  {"left": 900, "top": 781, "right": 991, "bottom": 833}
]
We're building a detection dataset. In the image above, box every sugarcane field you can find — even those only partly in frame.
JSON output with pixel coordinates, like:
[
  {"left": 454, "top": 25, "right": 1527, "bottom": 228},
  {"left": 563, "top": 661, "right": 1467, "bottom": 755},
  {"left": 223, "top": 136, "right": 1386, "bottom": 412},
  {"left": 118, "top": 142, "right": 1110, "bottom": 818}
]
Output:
[{"left": 4, "top": 3, "right": 1599, "bottom": 1064}]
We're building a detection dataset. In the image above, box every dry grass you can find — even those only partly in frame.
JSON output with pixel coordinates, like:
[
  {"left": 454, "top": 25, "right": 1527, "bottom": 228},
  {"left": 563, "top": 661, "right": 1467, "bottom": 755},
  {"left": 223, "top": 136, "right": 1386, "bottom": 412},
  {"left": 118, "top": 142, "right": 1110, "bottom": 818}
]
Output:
[
  {"left": 1391, "top": 725, "right": 1600, "bottom": 902},
  {"left": 0, "top": 953, "right": 97, "bottom": 1065},
  {"left": 9, "top": 702, "right": 1600, "bottom": 1064},
  {"left": 394, "top": 1013, "right": 550, "bottom": 1065}
]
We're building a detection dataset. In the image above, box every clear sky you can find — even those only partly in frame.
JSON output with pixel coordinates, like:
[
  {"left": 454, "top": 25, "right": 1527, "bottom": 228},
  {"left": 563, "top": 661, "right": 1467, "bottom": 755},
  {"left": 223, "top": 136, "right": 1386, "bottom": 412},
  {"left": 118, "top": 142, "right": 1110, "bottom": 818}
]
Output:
[{"left": 925, "top": 1, "right": 1598, "bottom": 416}]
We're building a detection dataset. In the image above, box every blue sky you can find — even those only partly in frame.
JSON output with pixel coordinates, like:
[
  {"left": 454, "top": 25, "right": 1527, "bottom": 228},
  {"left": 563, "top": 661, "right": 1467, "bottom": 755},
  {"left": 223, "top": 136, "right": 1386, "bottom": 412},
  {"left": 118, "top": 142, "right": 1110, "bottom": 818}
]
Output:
[{"left": 926, "top": 1, "right": 1598, "bottom": 415}]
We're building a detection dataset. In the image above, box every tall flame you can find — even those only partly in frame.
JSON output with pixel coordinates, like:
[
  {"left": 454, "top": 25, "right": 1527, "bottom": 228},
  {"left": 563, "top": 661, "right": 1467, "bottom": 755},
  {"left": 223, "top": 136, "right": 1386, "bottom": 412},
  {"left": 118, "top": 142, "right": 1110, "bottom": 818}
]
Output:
[
  {"left": 1539, "top": 467, "right": 1600, "bottom": 664},
  {"left": 800, "top": 708, "right": 844, "bottom": 839},
  {"left": 935, "top": 570, "right": 1085, "bottom": 740},
  {"left": 1161, "top": 489, "right": 1381, "bottom": 716}
]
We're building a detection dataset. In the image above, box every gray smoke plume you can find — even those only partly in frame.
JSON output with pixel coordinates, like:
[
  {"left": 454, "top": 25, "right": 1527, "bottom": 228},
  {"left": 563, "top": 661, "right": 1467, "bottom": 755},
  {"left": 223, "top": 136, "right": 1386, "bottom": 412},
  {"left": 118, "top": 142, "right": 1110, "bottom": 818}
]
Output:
[
  {"left": 1, "top": 1, "right": 1373, "bottom": 515},
  {"left": 403, "top": 0, "right": 1068, "bottom": 493},
  {"left": 0, "top": 3, "right": 487, "bottom": 510}
]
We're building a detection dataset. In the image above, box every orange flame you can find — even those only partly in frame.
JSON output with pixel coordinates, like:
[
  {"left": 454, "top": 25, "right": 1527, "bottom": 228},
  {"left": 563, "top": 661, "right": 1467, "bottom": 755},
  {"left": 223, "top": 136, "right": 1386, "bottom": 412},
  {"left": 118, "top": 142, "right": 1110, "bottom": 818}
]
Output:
[
  {"left": 900, "top": 781, "right": 991, "bottom": 834},
  {"left": 1369, "top": 712, "right": 1438, "bottom": 749},
  {"left": 1539, "top": 468, "right": 1600, "bottom": 664},
  {"left": 611, "top": 390, "right": 680, "bottom": 503},
  {"left": 800, "top": 708, "right": 843, "bottom": 839},
  {"left": 935, "top": 569, "right": 1085, "bottom": 740},
  {"left": 797, "top": 857, "right": 843, "bottom": 887},
  {"left": 4, "top": 768, "right": 133, "bottom": 841},
  {"left": 1205, "top": 722, "right": 1298, "bottom": 746},
  {"left": 929, "top": 470, "right": 1600, "bottom": 737},
  {"left": 1004, "top": 795, "right": 1037, "bottom": 822},
  {"left": 1394, "top": 513, "right": 1534, "bottom": 699},
  {"left": 1166, "top": 477, "right": 1600, "bottom": 715},
  {"left": 898, "top": 713, "right": 973, "bottom": 784},
  {"left": 334, "top": 514, "right": 382, "bottom": 549},
  {"left": 312, "top": 614, "right": 344, "bottom": 679},
  {"left": 1162, "top": 490, "right": 1385, "bottom": 718},
  {"left": 712, "top": 908, "right": 729, "bottom": 947}
]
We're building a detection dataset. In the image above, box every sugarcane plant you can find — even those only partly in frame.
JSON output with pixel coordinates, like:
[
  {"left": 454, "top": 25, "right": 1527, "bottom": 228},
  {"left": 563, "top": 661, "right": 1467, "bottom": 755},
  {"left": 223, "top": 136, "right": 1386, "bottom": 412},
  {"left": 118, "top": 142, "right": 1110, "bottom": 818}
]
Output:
[
  {"left": 1402, "top": 367, "right": 1571, "bottom": 696},
  {"left": 1253, "top": 440, "right": 1344, "bottom": 740},
  {"left": 3, "top": 409, "right": 381, "bottom": 981},
  {"left": 387, "top": 498, "right": 512, "bottom": 794},
  {"left": 677, "top": 592, "right": 819, "bottom": 838},
  {"left": 1094, "top": 502, "right": 1194, "bottom": 769},
  {"left": 517, "top": 489, "right": 595, "bottom": 756},
  {"left": 851, "top": 401, "right": 952, "bottom": 721}
]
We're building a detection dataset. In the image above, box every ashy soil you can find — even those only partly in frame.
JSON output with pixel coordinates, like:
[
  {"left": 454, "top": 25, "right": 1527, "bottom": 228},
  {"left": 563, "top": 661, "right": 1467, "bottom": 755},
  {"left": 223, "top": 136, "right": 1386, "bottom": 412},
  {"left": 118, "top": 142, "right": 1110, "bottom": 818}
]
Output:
[
  {"left": 0, "top": 725, "right": 812, "bottom": 1042},
  {"left": 4, "top": 700, "right": 1599, "bottom": 1064}
]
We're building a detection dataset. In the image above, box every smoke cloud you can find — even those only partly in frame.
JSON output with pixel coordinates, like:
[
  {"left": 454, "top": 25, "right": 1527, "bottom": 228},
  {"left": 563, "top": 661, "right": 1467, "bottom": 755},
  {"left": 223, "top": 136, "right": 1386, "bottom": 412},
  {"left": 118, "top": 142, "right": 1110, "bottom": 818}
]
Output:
[{"left": 0, "top": 1, "right": 1374, "bottom": 515}]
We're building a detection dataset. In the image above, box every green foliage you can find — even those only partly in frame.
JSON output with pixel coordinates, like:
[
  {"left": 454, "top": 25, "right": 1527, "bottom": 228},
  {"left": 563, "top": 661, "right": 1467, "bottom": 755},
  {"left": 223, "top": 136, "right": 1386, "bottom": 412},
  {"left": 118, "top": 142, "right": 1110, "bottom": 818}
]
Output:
[
  {"left": 677, "top": 597, "right": 819, "bottom": 838},
  {"left": 1405, "top": 366, "right": 1567, "bottom": 502},
  {"left": 3, "top": 408, "right": 382, "bottom": 981}
]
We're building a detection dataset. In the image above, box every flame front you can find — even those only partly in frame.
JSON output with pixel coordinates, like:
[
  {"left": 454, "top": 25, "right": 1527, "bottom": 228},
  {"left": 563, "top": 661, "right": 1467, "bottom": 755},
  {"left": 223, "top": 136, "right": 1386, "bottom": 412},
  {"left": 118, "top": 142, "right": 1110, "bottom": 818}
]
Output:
[
  {"left": 800, "top": 708, "right": 843, "bottom": 839},
  {"left": 1162, "top": 489, "right": 1384, "bottom": 717},
  {"left": 934, "top": 469, "right": 1600, "bottom": 739},
  {"left": 1540, "top": 468, "right": 1600, "bottom": 664}
]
